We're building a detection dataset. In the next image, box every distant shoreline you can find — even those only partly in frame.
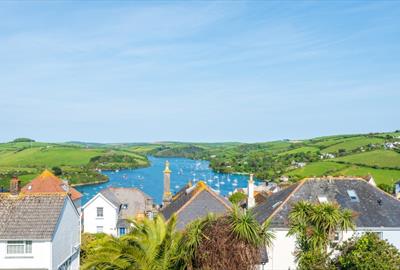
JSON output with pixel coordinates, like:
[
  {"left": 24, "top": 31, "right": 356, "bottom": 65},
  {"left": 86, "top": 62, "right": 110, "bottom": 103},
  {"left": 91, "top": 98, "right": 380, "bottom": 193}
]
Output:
[{"left": 71, "top": 179, "right": 108, "bottom": 187}]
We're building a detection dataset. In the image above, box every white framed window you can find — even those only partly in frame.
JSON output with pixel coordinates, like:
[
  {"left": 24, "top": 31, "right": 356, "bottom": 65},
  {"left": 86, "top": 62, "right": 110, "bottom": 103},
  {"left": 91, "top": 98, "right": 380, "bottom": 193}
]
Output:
[
  {"left": 97, "top": 207, "right": 103, "bottom": 217},
  {"left": 96, "top": 226, "right": 104, "bottom": 233},
  {"left": 372, "top": 231, "right": 383, "bottom": 239},
  {"left": 7, "top": 241, "right": 32, "bottom": 254}
]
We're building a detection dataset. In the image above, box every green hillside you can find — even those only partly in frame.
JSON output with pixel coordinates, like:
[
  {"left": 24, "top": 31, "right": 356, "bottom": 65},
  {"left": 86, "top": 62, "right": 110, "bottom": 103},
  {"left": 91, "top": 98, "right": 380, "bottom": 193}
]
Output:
[
  {"left": 334, "top": 150, "right": 400, "bottom": 169},
  {"left": 0, "top": 142, "right": 149, "bottom": 189},
  {"left": 141, "top": 131, "right": 400, "bottom": 188},
  {"left": 0, "top": 131, "right": 399, "bottom": 192},
  {"left": 321, "top": 137, "right": 384, "bottom": 153}
]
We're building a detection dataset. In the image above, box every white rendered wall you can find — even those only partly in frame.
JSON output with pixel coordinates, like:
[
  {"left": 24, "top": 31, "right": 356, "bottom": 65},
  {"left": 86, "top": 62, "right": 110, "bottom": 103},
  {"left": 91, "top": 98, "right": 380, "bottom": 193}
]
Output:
[
  {"left": 52, "top": 197, "right": 81, "bottom": 269},
  {"left": 260, "top": 228, "right": 400, "bottom": 270},
  {"left": 83, "top": 195, "right": 118, "bottom": 236},
  {"left": 0, "top": 240, "right": 51, "bottom": 269},
  {"left": 262, "top": 229, "right": 297, "bottom": 270}
]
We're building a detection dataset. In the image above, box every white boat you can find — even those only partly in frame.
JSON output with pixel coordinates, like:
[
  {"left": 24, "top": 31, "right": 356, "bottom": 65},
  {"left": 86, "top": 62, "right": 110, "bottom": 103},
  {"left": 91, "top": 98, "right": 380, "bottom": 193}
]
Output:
[
  {"left": 208, "top": 179, "right": 213, "bottom": 183},
  {"left": 220, "top": 181, "right": 225, "bottom": 185},
  {"left": 215, "top": 183, "right": 220, "bottom": 187},
  {"left": 232, "top": 182, "right": 238, "bottom": 187}
]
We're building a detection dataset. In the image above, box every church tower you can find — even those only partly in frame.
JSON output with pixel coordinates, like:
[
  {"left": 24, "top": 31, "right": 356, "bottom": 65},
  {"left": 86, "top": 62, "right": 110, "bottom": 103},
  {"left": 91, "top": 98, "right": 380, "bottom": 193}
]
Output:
[{"left": 163, "top": 160, "right": 172, "bottom": 206}]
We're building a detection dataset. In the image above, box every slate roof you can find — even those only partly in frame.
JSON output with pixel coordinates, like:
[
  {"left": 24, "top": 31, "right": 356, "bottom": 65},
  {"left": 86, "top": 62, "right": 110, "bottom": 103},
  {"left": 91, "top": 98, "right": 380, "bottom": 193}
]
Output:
[
  {"left": 0, "top": 193, "right": 67, "bottom": 240},
  {"left": 99, "top": 187, "right": 154, "bottom": 220},
  {"left": 21, "top": 170, "right": 82, "bottom": 201},
  {"left": 161, "top": 181, "right": 232, "bottom": 230},
  {"left": 253, "top": 177, "right": 400, "bottom": 228}
]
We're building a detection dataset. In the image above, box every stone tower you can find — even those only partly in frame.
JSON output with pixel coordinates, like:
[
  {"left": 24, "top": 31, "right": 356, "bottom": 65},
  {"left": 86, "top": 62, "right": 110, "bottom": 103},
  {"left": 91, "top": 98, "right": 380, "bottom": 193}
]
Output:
[{"left": 163, "top": 160, "right": 172, "bottom": 206}]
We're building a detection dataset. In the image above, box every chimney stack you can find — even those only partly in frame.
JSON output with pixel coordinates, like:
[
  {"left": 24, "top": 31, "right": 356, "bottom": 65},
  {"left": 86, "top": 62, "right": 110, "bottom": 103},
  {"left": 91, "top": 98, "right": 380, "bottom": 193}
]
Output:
[
  {"left": 162, "top": 161, "right": 172, "bottom": 206},
  {"left": 247, "top": 174, "right": 255, "bottom": 209},
  {"left": 10, "top": 176, "right": 21, "bottom": 196}
]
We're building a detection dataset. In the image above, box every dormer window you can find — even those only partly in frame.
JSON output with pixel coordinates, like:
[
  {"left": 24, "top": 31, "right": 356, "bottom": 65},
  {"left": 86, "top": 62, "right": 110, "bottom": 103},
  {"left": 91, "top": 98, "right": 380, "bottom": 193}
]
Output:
[
  {"left": 121, "top": 204, "right": 128, "bottom": 209},
  {"left": 347, "top": 190, "right": 359, "bottom": 202}
]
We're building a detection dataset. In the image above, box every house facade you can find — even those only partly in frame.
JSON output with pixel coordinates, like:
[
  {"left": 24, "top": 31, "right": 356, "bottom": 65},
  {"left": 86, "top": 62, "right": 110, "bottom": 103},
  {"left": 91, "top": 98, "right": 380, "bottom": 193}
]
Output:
[
  {"left": 82, "top": 187, "right": 154, "bottom": 236},
  {"left": 0, "top": 178, "right": 80, "bottom": 270},
  {"left": 253, "top": 177, "right": 400, "bottom": 270}
]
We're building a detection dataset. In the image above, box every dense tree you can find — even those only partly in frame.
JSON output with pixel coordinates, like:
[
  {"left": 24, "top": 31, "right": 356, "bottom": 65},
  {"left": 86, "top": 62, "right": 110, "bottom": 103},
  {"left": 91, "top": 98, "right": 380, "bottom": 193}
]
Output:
[
  {"left": 82, "top": 207, "right": 273, "bottom": 270},
  {"left": 334, "top": 232, "right": 400, "bottom": 270},
  {"left": 229, "top": 191, "right": 247, "bottom": 205},
  {"left": 52, "top": 166, "right": 63, "bottom": 176},
  {"left": 378, "top": 183, "right": 394, "bottom": 194},
  {"left": 179, "top": 207, "right": 274, "bottom": 270},
  {"left": 12, "top": 138, "right": 35, "bottom": 143},
  {"left": 287, "top": 201, "right": 355, "bottom": 270}
]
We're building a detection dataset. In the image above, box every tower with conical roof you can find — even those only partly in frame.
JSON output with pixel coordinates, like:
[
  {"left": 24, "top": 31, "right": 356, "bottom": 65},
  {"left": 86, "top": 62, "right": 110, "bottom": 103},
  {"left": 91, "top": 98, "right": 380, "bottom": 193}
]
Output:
[{"left": 162, "top": 161, "right": 172, "bottom": 206}]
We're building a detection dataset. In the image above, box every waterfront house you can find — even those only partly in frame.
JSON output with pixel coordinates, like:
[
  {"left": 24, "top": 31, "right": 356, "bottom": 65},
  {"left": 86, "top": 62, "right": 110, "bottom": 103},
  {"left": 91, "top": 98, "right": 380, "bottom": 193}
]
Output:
[
  {"left": 0, "top": 177, "right": 80, "bottom": 270},
  {"left": 253, "top": 177, "right": 400, "bottom": 270},
  {"left": 160, "top": 161, "right": 231, "bottom": 230},
  {"left": 82, "top": 187, "right": 155, "bottom": 236},
  {"left": 21, "top": 169, "right": 83, "bottom": 212}
]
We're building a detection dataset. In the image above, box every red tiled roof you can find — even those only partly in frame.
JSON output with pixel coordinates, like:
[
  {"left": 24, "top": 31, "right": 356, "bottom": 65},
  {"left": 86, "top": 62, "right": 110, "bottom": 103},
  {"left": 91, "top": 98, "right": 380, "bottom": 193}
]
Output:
[{"left": 21, "top": 170, "right": 82, "bottom": 201}]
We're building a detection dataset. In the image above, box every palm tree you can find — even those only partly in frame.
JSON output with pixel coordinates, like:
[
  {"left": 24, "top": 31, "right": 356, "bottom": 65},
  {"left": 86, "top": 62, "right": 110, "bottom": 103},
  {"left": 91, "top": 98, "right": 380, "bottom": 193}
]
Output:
[
  {"left": 179, "top": 206, "right": 275, "bottom": 270},
  {"left": 287, "top": 201, "right": 355, "bottom": 269},
  {"left": 82, "top": 215, "right": 182, "bottom": 270}
]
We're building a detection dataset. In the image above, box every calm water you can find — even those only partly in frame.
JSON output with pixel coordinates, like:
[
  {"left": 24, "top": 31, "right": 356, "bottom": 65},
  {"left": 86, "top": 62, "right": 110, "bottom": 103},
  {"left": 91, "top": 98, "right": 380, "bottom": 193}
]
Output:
[{"left": 77, "top": 156, "right": 259, "bottom": 205}]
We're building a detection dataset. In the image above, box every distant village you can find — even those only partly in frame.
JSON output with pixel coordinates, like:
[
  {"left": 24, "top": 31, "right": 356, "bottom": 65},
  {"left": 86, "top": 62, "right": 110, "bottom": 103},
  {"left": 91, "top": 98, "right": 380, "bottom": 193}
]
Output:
[{"left": 1, "top": 160, "right": 400, "bottom": 270}]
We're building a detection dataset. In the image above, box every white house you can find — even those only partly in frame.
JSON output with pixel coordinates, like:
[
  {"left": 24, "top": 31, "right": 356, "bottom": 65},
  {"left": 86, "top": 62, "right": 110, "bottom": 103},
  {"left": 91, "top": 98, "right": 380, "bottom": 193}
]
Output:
[
  {"left": 253, "top": 177, "right": 400, "bottom": 270},
  {"left": 0, "top": 177, "right": 80, "bottom": 270},
  {"left": 82, "top": 187, "right": 154, "bottom": 236}
]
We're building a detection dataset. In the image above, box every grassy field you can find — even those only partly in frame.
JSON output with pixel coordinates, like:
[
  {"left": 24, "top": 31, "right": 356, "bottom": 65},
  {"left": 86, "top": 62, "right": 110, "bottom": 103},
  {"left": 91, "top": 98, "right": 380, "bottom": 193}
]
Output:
[
  {"left": 334, "top": 150, "right": 400, "bottom": 168},
  {"left": 1, "top": 131, "right": 399, "bottom": 190},
  {"left": 287, "top": 161, "right": 348, "bottom": 178},
  {"left": 0, "top": 142, "right": 149, "bottom": 189},
  {"left": 321, "top": 137, "right": 385, "bottom": 153},
  {"left": 279, "top": 146, "right": 320, "bottom": 156}
]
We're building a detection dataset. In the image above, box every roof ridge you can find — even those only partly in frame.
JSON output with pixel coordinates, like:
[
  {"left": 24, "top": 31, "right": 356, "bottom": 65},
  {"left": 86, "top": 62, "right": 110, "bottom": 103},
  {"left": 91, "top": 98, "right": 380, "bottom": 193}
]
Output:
[
  {"left": 267, "top": 180, "right": 306, "bottom": 222},
  {"left": 202, "top": 186, "right": 232, "bottom": 210},
  {"left": 172, "top": 186, "right": 205, "bottom": 218}
]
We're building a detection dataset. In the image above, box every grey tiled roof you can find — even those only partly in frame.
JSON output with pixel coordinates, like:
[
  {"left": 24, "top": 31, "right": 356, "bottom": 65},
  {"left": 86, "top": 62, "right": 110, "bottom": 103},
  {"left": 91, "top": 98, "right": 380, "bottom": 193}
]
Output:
[
  {"left": 253, "top": 178, "right": 400, "bottom": 228},
  {"left": 0, "top": 193, "right": 67, "bottom": 240},
  {"left": 253, "top": 183, "right": 300, "bottom": 225},
  {"left": 100, "top": 187, "right": 153, "bottom": 220},
  {"left": 161, "top": 183, "right": 232, "bottom": 230}
]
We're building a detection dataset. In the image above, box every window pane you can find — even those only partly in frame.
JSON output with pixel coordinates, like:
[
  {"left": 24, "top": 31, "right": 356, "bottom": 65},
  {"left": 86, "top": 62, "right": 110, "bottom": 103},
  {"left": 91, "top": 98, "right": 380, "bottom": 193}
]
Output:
[
  {"left": 7, "top": 244, "right": 25, "bottom": 254},
  {"left": 25, "top": 241, "right": 32, "bottom": 253},
  {"left": 97, "top": 207, "right": 103, "bottom": 217}
]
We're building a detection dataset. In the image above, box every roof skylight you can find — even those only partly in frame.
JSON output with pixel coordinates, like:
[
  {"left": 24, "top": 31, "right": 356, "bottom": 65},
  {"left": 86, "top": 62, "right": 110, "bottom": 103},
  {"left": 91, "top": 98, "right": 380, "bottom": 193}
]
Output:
[{"left": 347, "top": 190, "right": 359, "bottom": 202}]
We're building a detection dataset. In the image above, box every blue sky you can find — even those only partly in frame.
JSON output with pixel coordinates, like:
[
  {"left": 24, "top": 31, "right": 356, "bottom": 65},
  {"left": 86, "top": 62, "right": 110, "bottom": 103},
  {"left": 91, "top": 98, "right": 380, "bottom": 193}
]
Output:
[{"left": 0, "top": 1, "right": 399, "bottom": 143}]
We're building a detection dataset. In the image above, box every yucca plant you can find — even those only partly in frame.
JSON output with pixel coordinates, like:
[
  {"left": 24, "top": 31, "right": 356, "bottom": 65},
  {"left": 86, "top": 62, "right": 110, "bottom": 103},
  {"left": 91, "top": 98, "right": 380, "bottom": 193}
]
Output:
[{"left": 287, "top": 201, "right": 355, "bottom": 270}]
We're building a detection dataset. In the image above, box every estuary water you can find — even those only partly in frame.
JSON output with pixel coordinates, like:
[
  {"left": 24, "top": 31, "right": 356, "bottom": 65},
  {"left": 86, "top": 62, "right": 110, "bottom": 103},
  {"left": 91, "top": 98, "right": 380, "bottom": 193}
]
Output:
[{"left": 77, "top": 156, "right": 259, "bottom": 205}]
